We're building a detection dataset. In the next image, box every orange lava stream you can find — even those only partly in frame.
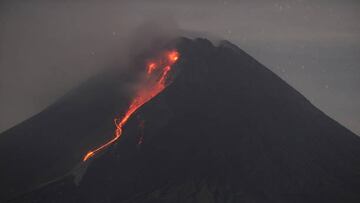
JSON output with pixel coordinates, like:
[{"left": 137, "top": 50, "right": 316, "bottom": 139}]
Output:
[{"left": 83, "top": 50, "right": 179, "bottom": 162}]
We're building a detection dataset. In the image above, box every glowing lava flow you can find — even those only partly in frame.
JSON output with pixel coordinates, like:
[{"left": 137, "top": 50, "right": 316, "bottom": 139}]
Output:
[{"left": 83, "top": 50, "right": 179, "bottom": 162}]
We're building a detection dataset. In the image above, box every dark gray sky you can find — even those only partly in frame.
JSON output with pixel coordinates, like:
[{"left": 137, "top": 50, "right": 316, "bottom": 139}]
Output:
[{"left": 0, "top": 0, "right": 359, "bottom": 134}]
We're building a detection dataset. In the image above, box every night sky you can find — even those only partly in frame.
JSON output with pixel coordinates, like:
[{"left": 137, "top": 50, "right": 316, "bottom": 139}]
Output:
[{"left": 0, "top": 0, "right": 359, "bottom": 134}]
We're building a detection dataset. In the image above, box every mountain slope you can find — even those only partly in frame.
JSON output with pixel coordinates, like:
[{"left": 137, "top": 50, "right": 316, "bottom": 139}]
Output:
[{"left": 5, "top": 38, "right": 360, "bottom": 203}]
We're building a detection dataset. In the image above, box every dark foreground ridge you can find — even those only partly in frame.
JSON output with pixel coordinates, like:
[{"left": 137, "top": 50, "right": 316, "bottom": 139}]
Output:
[{"left": 1, "top": 38, "right": 360, "bottom": 203}]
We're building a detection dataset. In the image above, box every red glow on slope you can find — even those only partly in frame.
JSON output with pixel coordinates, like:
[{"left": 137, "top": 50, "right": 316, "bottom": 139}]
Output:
[
  {"left": 147, "top": 62, "right": 157, "bottom": 74},
  {"left": 83, "top": 50, "right": 179, "bottom": 161},
  {"left": 168, "top": 50, "right": 179, "bottom": 63}
]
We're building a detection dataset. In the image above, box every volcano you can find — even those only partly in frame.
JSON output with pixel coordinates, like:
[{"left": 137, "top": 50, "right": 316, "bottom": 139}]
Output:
[{"left": 1, "top": 38, "right": 360, "bottom": 203}]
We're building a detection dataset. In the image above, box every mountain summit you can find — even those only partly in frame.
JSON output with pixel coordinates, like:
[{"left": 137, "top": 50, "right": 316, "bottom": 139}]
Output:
[{"left": 2, "top": 38, "right": 360, "bottom": 203}]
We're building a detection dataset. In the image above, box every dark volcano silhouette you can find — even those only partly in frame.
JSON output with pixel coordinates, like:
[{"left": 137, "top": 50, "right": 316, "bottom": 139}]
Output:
[{"left": 1, "top": 38, "right": 360, "bottom": 203}]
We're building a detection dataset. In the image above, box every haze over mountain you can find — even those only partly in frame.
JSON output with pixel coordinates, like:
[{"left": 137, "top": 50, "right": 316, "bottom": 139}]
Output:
[
  {"left": 1, "top": 0, "right": 359, "bottom": 135},
  {"left": 1, "top": 38, "right": 360, "bottom": 203}
]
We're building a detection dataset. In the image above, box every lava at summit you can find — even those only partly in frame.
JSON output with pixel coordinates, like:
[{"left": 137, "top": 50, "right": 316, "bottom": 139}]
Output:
[{"left": 83, "top": 50, "right": 179, "bottom": 162}]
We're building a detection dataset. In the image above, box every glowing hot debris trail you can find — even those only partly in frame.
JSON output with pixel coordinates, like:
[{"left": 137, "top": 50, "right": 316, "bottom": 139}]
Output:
[
  {"left": 147, "top": 63, "right": 157, "bottom": 74},
  {"left": 83, "top": 50, "right": 179, "bottom": 162}
]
